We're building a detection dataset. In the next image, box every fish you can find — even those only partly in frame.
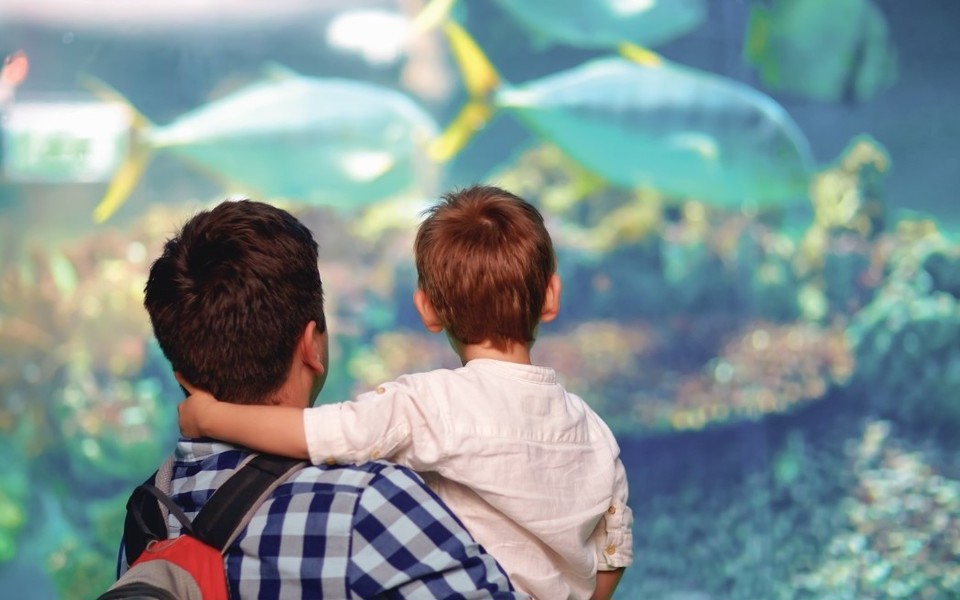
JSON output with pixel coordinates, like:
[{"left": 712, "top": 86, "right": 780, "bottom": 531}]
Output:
[
  {"left": 415, "top": 0, "right": 706, "bottom": 51},
  {"left": 84, "top": 65, "right": 440, "bottom": 223},
  {"left": 432, "top": 21, "right": 816, "bottom": 209},
  {"left": 744, "top": 0, "right": 898, "bottom": 103}
]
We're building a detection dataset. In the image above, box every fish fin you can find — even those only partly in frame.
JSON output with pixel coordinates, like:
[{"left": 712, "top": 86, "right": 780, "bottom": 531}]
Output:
[
  {"left": 92, "top": 143, "right": 151, "bottom": 223},
  {"left": 80, "top": 75, "right": 155, "bottom": 223},
  {"left": 262, "top": 62, "right": 301, "bottom": 81},
  {"left": 744, "top": 6, "right": 771, "bottom": 66},
  {"left": 79, "top": 75, "right": 153, "bottom": 131},
  {"left": 429, "top": 20, "right": 501, "bottom": 160},
  {"left": 441, "top": 20, "right": 501, "bottom": 98},
  {"left": 428, "top": 100, "right": 493, "bottom": 162},
  {"left": 618, "top": 43, "right": 664, "bottom": 67},
  {"left": 411, "top": 0, "right": 457, "bottom": 34}
]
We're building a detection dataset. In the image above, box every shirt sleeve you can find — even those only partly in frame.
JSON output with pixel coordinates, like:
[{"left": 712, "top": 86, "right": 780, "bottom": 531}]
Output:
[
  {"left": 594, "top": 455, "right": 634, "bottom": 570},
  {"left": 303, "top": 378, "right": 448, "bottom": 470},
  {"left": 348, "top": 464, "right": 526, "bottom": 599}
]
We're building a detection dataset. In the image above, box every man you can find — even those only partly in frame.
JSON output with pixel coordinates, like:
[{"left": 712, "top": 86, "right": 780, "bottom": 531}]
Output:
[{"left": 120, "top": 199, "right": 520, "bottom": 598}]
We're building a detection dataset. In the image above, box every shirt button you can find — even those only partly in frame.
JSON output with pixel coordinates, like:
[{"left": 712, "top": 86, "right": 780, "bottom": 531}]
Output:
[
  {"left": 324, "top": 458, "right": 337, "bottom": 466},
  {"left": 376, "top": 386, "right": 386, "bottom": 394},
  {"left": 605, "top": 545, "right": 617, "bottom": 556},
  {"left": 607, "top": 506, "right": 617, "bottom": 515},
  {"left": 370, "top": 449, "right": 381, "bottom": 460}
]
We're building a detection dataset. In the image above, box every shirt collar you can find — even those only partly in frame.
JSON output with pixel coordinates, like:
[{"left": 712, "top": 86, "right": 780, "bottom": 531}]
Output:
[
  {"left": 464, "top": 358, "right": 557, "bottom": 385},
  {"left": 174, "top": 437, "right": 244, "bottom": 462}
]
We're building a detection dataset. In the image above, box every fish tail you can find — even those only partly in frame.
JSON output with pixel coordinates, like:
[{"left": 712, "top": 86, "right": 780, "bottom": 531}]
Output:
[
  {"left": 411, "top": 0, "right": 457, "bottom": 34},
  {"left": 428, "top": 100, "right": 494, "bottom": 161},
  {"left": 79, "top": 75, "right": 154, "bottom": 223},
  {"left": 441, "top": 20, "right": 500, "bottom": 98},
  {"left": 428, "top": 20, "right": 501, "bottom": 161}
]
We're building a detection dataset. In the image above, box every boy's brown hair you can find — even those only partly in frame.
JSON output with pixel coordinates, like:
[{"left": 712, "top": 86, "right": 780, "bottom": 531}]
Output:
[
  {"left": 414, "top": 185, "right": 556, "bottom": 349},
  {"left": 144, "top": 199, "right": 325, "bottom": 405}
]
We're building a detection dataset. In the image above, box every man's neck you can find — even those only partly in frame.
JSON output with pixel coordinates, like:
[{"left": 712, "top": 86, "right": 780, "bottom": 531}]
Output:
[{"left": 268, "top": 377, "right": 313, "bottom": 409}]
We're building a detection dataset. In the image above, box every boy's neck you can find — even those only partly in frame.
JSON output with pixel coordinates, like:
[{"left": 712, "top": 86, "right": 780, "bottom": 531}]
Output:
[{"left": 457, "top": 340, "right": 532, "bottom": 366}]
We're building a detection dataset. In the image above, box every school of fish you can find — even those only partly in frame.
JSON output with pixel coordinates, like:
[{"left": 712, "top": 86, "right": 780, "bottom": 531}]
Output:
[{"left": 0, "top": 0, "right": 900, "bottom": 222}]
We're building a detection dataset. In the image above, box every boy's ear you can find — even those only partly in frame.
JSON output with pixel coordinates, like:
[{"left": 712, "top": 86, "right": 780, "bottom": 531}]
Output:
[
  {"left": 540, "top": 274, "right": 561, "bottom": 323},
  {"left": 413, "top": 289, "right": 444, "bottom": 333}
]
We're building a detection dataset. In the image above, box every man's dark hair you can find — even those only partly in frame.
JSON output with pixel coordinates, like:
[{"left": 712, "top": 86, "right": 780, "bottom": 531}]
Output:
[{"left": 144, "top": 199, "right": 325, "bottom": 405}]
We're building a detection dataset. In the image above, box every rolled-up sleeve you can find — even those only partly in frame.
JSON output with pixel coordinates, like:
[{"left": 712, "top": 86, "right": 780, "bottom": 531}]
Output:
[
  {"left": 304, "top": 379, "right": 448, "bottom": 469},
  {"left": 595, "top": 456, "right": 634, "bottom": 570}
]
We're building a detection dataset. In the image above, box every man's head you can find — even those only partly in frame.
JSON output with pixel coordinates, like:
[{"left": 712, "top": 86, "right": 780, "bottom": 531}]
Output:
[
  {"left": 413, "top": 185, "right": 559, "bottom": 350},
  {"left": 144, "top": 199, "right": 327, "bottom": 406}
]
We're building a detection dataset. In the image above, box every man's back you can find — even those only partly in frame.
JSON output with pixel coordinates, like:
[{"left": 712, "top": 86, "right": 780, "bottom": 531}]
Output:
[{"left": 118, "top": 440, "right": 519, "bottom": 599}]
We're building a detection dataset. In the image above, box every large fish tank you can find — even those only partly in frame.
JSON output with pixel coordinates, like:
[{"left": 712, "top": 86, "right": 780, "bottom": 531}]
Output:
[{"left": 1, "top": 1, "right": 959, "bottom": 598}]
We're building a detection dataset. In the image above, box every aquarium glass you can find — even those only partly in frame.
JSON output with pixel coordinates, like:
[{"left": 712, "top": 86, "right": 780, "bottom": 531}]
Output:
[{"left": 1, "top": 1, "right": 959, "bottom": 598}]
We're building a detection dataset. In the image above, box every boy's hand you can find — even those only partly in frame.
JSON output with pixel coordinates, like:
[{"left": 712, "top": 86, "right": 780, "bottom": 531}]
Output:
[{"left": 175, "top": 372, "right": 218, "bottom": 438}]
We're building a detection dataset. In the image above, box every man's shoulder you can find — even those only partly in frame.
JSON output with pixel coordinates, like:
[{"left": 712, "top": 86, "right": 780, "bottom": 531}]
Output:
[{"left": 281, "top": 459, "right": 428, "bottom": 496}]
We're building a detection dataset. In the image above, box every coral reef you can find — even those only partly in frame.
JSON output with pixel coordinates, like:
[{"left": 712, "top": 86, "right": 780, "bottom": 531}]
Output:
[
  {"left": 4, "top": 134, "right": 960, "bottom": 599},
  {"left": 0, "top": 203, "right": 200, "bottom": 597},
  {"left": 792, "top": 420, "right": 960, "bottom": 599},
  {"left": 616, "top": 399, "right": 861, "bottom": 600},
  {"left": 533, "top": 319, "right": 853, "bottom": 435},
  {"left": 846, "top": 230, "right": 960, "bottom": 430}
]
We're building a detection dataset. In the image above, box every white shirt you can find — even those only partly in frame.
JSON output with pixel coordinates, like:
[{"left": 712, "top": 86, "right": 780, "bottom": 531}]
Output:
[{"left": 304, "top": 358, "right": 633, "bottom": 600}]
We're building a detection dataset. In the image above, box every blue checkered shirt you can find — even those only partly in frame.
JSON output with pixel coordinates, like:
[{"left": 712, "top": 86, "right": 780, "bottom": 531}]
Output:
[{"left": 117, "top": 439, "right": 523, "bottom": 599}]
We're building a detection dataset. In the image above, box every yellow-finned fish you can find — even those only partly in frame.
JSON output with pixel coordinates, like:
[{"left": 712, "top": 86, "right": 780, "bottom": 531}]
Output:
[
  {"left": 744, "top": 0, "right": 898, "bottom": 103},
  {"left": 85, "top": 65, "right": 439, "bottom": 223},
  {"left": 432, "top": 21, "right": 816, "bottom": 209},
  {"left": 416, "top": 0, "right": 705, "bottom": 50}
]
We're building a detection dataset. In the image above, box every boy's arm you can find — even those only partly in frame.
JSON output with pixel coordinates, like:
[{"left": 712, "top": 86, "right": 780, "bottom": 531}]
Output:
[
  {"left": 179, "top": 390, "right": 309, "bottom": 458},
  {"left": 301, "top": 381, "right": 442, "bottom": 467},
  {"left": 591, "top": 568, "right": 625, "bottom": 600},
  {"left": 589, "top": 456, "right": 633, "bottom": 596},
  {"left": 179, "top": 377, "right": 441, "bottom": 467}
]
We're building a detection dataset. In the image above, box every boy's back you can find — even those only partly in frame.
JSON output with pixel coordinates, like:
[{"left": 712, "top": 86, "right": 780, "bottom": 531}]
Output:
[{"left": 303, "top": 358, "right": 633, "bottom": 599}]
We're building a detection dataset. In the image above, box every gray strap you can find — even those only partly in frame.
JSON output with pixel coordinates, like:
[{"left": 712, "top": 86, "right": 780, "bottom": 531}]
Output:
[{"left": 154, "top": 455, "right": 175, "bottom": 527}]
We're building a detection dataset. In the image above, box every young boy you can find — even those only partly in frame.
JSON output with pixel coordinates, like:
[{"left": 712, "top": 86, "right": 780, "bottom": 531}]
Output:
[{"left": 178, "top": 185, "right": 633, "bottom": 600}]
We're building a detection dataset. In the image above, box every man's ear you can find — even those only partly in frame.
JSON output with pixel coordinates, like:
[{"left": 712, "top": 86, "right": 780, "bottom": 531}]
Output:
[
  {"left": 299, "top": 319, "right": 327, "bottom": 375},
  {"left": 540, "top": 274, "right": 561, "bottom": 323},
  {"left": 413, "top": 289, "right": 444, "bottom": 333},
  {"left": 174, "top": 371, "right": 200, "bottom": 394}
]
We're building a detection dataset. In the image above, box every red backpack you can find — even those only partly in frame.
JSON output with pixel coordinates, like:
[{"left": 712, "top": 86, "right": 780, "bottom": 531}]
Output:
[{"left": 98, "top": 454, "right": 305, "bottom": 600}]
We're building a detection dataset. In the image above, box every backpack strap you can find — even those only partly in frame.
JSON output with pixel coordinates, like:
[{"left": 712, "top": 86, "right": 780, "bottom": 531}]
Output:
[
  {"left": 191, "top": 454, "right": 306, "bottom": 552},
  {"left": 123, "top": 455, "right": 175, "bottom": 564},
  {"left": 122, "top": 454, "right": 304, "bottom": 563}
]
